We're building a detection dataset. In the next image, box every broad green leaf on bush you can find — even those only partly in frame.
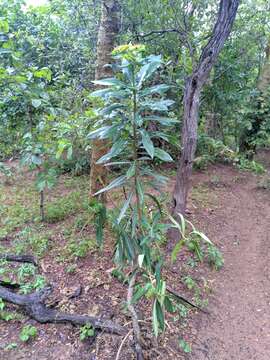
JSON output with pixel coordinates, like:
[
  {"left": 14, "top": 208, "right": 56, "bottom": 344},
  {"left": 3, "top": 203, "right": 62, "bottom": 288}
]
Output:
[
  {"left": 31, "top": 99, "right": 42, "bottom": 108},
  {"left": 171, "top": 240, "right": 185, "bottom": 262},
  {"left": 94, "top": 175, "right": 127, "bottom": 195},
  {"left": 87, "top": 125, "right": 118, "bottom": 140},
  {"left": 141, "top": 99, "right": 174, "bottom": 112},
  {"left": 154, "top": 148, "right": 173, "bottom": 162},
  {"left": 141, "top": 84, "right": 170, "bottom": 96},
  {"left": 34, "top": 67, "right": 52, "bottom": 81},
  {"left": 140, "top": 129, "right": 154, "bottom": 158},
  {"left": 137, "top": 55, "right": 162, "bottom": 87},
  {"left": 100, "top": 103, "right": 127, "bottom": 115},
  {"left": 92, "top": 78, "right": 126, "bottom": 87},
  {"left": 97, "top": 139, "right": 126, "bottom": 164},
  {"left": 117, "top": 192, "right": 133, "bottom": 223}
]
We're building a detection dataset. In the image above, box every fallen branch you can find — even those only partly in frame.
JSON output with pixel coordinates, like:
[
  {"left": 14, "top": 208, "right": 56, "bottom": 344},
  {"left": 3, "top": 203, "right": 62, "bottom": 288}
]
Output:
[
  {"left": 0, "top": 254, "right": 38, "bottom": 266},
  {"left": 115, "top": 328, "right": 133, "bottom": 360},
  {"left": 167, "top": 286, "right": 209, "bottom": 314},
  {"left": 0, "top": 284, "right": 126, "bottom": 335}
]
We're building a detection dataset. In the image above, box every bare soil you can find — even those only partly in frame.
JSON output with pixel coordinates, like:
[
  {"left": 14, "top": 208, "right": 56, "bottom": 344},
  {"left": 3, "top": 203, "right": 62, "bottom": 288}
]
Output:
[
  {"left": 186, "top": 165, "right": 270, "bottom": 360},
  {"left": 0, "top": 163, "right": 270, "bottom": 359}
]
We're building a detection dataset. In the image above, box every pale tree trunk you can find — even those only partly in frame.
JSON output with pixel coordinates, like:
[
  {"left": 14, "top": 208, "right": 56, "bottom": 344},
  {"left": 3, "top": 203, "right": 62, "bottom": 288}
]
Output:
[
  {"left": 257, "top": 39, "right": 270, "bottom": 93},
  {"left": 90, "top": 0, "right": 119, "bottom": 201},
  {"left": 173, "top": 0, "right": 239, "bottom": 215}
]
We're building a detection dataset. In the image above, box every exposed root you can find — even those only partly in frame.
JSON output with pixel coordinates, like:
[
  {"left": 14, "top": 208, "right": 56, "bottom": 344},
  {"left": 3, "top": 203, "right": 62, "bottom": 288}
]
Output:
[
  {"left": 0, "top": 285, "right": 125, "bottom": 335},
  {"left": 0, "top": 254, "right": 38, "bottom": 266}
]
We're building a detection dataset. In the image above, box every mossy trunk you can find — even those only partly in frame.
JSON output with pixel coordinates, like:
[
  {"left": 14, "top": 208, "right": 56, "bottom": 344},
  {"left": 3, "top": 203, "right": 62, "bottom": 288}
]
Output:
[{"left": 90, "top": 0, "right": 119, "bottom": 201}]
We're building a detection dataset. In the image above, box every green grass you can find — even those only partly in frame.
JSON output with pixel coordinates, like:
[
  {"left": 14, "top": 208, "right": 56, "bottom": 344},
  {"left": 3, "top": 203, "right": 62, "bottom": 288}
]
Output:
[{"left": 0, "top": 173, "right": 98, "bottom": 263}]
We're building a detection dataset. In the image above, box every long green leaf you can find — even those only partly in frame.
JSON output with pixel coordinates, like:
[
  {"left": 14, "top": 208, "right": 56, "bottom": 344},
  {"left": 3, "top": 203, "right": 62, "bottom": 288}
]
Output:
[
  {"left": 154, "top": 148, "right": 173, "bottom": 162},
  {"left": 137, "top": 55, "right": 162, "bottom": 88},
  {"left": 94, "top": 175, "right": 127, "bottom": 195},
  {"left": 117, "top": 192, "right": 133, "bottom": 223},
  {"left": 97, "top": 139, "right": 126, "bottom": 164},
  {"left": 141, "top": 84, "right": 170, "bottom": 96},
  {"left": 92, "top": 78, "right": 126, "bottom": 87},
  {"left": 141, "top": 99, "right": 174, "bottom": 112},
  {"left": 144, "top": 116, "right": 179, "bottom": 125},
  {"left": 140, "top": 130, "right": 154, "bottom": 158}
]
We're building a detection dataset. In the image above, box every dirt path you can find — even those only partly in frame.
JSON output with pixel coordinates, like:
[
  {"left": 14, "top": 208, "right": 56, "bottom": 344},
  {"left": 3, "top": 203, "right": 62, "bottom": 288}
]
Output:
[{"left": 188, "top": 168, "right": 270, "bottom": 360}]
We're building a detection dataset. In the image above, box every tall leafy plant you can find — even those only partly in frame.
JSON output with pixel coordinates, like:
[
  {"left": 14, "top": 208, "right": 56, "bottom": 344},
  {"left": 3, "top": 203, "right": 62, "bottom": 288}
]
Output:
[
  {"left": 89, "top": 45, "right": 177, "bottom": 341},
  {"left": 88, "top": 45, "right": 219, "bottom": 353}
]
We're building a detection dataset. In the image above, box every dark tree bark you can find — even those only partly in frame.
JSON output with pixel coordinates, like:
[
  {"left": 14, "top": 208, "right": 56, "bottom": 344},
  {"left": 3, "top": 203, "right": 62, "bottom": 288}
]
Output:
[
  {"left": 0, "top": 285, "right": 125, "bottom": 335},
  {"left": 173, "top": 0, "right": 240, "bottom": 214},
  {"left": 90, "top": 0, "right": 120, "bottom": 201}
]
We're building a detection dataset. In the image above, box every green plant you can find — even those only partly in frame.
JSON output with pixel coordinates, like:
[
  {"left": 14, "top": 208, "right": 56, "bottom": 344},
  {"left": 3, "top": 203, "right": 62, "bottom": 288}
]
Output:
[
  {"left": 89, "top": 44, "right": 178, "bottom": 338},
  {"left": 89, "top": 44, "right": 221, "bottom": 343},
  {"left": 19, "top": 325, "right": 38, "bottom": 342},
  {"left": 20, "top": 132, "right": 58, "bottom": 221},
  {"left": 236, "top": 157, "right": 265, "bottom": 174},
  {"left": 183, "top": 276, "right": 198, "bottom": 291},
  {"left": 17, "top": 264, "right": 36, "bottom": 282},
  {"left": 67, "top": 238, "right": 96, "bottom": 258},
  {"left": 79, "top": 324, "right": 95, "bottom": 341},
  {"left": 207, "top": 244, "right": 224, "bottom": 270},
  {"left": 65, "top": 264, "right": 77, "bottom": 274},
  {"left": 179, "top": 338, "right": 192, "bottom": 353},
  {"left": 5, "top": 343, "right": 18, "bottom": 350}
]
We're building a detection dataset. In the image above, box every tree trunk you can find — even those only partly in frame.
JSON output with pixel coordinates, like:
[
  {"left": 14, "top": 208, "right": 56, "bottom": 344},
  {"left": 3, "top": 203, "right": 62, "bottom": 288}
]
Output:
[
  {"left": 173, "top": 0, "right": 239, "bottom": 215},
  {"left": 257, "top": 39, "right": 270, "bottom": 93},
  {"left": 90, "top": 0, "right": 119, "bottom": 201}
]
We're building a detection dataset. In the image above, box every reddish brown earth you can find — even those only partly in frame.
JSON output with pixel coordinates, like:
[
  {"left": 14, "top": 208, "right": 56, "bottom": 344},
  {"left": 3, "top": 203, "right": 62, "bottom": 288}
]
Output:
[
  {"left": 186, "top": 165, "right": 270, "bottom": 360},
  {"left": 0, "top": 164, "right": 270, "bottom": 359}
]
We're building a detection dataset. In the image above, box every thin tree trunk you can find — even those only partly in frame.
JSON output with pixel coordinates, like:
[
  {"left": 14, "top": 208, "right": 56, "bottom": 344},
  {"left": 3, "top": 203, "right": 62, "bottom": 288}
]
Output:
[
  {"left": 257, "top": 39, "right": 270, "bottom": 93},
  {"left": 40, "top": 190, "right": 45, "bottom": 221},
  {"left": 173, "top": 0, "right": 239, "bottom": 215},
  {"left": 90, "top": 0, "right": 119, "bottom": 201}
]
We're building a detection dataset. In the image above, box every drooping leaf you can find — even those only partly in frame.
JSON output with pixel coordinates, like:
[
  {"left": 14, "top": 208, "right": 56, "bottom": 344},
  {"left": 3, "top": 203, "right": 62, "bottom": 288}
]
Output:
[
  {"left": 94, "top": 175, "right": 127, "bottom": 195},
  {"left": 137, "top": 55, "right": 162, "bottom": 88},
  {"left": 141, "top": 84, "right": 170, "bottom": 96},
  {"left": 97, "top": 139, "right": 126, "bottom": 164},
  {"left": 117, "top": 192, "right": 133, "bottom": 223},
  {"left": 154, "top": 148, "right": 173, "bottom": 162},
  {"left": 92, "top": 78, "right": 126, "bottom": 87},
  {"left": 141, "top": 99, "right": 174, "bottom": 112},
  {"left": 87, "top": 125, "right": 114, "bottom": 139},
  {"left": 140, "top": 129, "right": 154, "bottom": 158}
]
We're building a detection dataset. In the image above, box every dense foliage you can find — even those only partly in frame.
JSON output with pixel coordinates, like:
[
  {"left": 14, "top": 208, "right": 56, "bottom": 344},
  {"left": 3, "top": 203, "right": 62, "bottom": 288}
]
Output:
[{"left": 0, "top": 0, "right": 269, "bottom": 164}]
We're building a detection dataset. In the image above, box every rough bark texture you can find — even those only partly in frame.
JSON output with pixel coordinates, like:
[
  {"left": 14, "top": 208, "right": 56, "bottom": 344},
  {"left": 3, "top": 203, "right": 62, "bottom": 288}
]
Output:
[
  {"left": 90, "top": 0, "right": 119, "bottom": 200},
  {"left": 173, "top": 0, "right": 239, "bottom": 214}
]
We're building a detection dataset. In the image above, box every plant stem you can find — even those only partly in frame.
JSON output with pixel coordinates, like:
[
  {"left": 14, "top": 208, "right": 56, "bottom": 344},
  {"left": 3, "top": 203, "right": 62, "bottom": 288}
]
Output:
[
  {"left": 132, "top": 88, "right": 142, "bottom": 224},
  {"left": 40, "top": 190, "right": 45, "bottom": 222},
  {"left": 127, "top": 271, "right": 144, "bottom": 360}
]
